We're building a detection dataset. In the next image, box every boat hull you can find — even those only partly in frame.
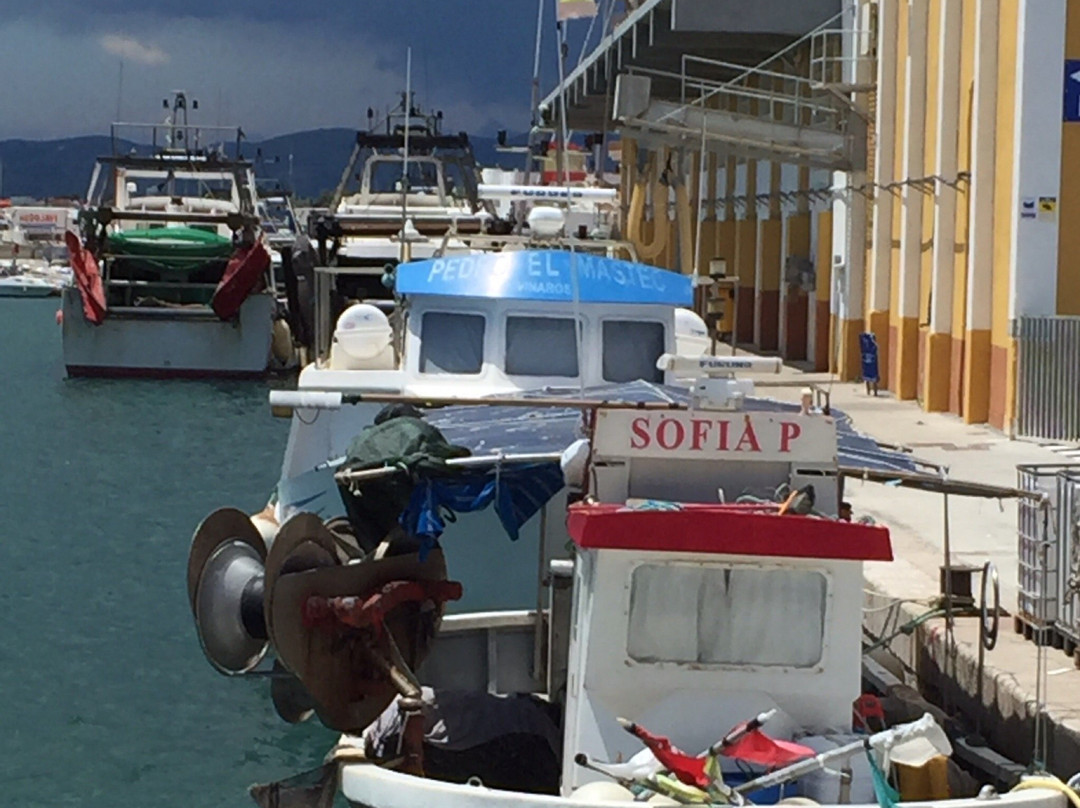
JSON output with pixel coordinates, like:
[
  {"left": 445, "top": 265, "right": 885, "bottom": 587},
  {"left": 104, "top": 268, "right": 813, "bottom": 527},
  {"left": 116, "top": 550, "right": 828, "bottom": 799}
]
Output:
[
  {"left": 340, "top": 758, "right": 1072, "bottom": 808},
  {"left": 61, "top": 288, "right": 275, "bottom": 379}
]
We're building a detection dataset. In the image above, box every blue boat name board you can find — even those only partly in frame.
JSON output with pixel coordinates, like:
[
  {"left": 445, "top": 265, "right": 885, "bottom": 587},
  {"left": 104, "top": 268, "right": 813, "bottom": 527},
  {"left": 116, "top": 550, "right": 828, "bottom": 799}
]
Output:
[{"left": 397, "top": 249, "right": 692, "bottom": 306}]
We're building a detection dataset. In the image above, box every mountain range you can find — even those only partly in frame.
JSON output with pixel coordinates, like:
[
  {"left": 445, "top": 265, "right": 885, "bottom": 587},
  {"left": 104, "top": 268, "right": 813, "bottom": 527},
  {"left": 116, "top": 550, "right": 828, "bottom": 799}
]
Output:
[{"left": 0, "top": 128, "right": 531, "bottom": 202}]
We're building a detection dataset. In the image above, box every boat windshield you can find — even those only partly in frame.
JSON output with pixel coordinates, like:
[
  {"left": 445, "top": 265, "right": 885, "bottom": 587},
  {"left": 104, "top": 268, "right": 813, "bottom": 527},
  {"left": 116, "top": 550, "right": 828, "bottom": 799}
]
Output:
[
  {"left": 260, "top": 200, "right": 296, "bottom": 233},
  {"left": 369, "top": 158, "right": 444, "bottom": 196}
]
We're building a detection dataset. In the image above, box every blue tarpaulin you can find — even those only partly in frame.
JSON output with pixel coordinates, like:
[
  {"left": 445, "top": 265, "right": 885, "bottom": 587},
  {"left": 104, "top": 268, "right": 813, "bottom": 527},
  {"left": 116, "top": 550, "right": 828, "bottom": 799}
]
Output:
[
  {"left": 401, "top": 463, "right": 566, "bottom": 557},
  {"left": 424, "top": 381, "right": 923, "bottom": 475}
]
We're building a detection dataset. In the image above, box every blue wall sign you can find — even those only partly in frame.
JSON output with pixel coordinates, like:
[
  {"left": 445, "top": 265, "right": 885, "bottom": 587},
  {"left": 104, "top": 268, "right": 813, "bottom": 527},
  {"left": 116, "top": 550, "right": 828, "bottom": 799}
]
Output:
[
  {"left": 1065, "top": 60, "right": 1080, "bottom": 122},
  {"left": 395, "top": 250, "right": 693, "bottom": 307}
]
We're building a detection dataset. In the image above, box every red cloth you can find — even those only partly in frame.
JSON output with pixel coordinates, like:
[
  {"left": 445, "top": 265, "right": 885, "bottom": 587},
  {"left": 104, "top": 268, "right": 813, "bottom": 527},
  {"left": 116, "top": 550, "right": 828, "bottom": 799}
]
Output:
[
  {"left": 211, "top": 241, "right": 270, "bottom": 320},
  {"left": 626, "top": 723, "right": 710, "bottom": 788},
  {"left": 65, "top": 231, "right": 107, "bottom": 325},
  {"left": 720, "top": 724, "right": 815, "bottom": 768}
]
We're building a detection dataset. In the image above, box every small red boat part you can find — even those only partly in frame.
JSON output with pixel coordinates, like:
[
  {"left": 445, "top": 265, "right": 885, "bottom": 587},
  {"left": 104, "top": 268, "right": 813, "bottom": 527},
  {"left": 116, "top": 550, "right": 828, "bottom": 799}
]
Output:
[
  {"left": 64, "top": 230, "right": 106, "bottom": 325},
  {"left": 211, "top": 241, "right": 271, "bottom": 320}
]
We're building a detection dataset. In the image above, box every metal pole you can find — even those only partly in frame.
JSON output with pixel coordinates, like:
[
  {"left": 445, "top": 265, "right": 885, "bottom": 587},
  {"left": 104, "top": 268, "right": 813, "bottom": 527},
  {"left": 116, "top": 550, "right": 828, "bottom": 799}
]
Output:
[
  {"left": 942, "top": 479, "right": 954, "bottom": 692},
  {"left": 533, "top": 504, "right": 549, "bottom": 684},
  {"left": 596, "top": 0, "right": 615, "bottom": 182},
  {"left": 556, "top": 20, "right": 570, "bottom": 186},
  {"left": 527, "top": 0, "right": 546, "bottom": 183},
  {"left": 400, "top": 47, "right": 412, "bottom": 263},
  {"left": 731, "top": 284, "right": 739, "bottom": 356}
]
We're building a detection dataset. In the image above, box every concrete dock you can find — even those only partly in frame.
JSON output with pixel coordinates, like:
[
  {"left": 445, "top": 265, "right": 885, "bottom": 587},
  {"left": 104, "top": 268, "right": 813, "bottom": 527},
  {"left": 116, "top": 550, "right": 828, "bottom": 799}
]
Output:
[{"left": 749, "top": 353, "right": 1080, "bottom": 780}]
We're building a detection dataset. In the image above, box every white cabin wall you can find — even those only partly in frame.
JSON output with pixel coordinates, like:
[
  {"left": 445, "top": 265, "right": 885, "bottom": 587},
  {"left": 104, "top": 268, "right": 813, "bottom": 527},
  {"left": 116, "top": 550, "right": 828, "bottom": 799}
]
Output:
[{"left": 561, "top": 549, "right": 865, "bottom": 791}]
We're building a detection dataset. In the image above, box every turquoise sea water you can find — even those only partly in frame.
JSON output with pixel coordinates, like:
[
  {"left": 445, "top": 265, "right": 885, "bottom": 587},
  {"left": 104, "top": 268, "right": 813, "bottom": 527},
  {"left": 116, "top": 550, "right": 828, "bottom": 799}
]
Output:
[{"left": 1, "top": 298, "right": 335, "bottom": 806}]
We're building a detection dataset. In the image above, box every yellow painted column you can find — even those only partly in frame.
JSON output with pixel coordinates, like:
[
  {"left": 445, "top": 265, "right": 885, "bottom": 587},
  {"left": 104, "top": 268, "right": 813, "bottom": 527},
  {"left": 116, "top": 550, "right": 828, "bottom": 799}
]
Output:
[
  {"left": 754, "top": 162, "right": 782, "bottom": 351},
  {"left": 917, "top": 0, "right": 942, "bottom": 407},
  {"left": 784, "top": 209, "right": 812, "bottom": 360},
  {"left": 989, "top": 0, "right": 1020, "bottom": 430},
  {"left": 925, "top": 0, "right": 962, "bottom": 412},
  {"left": 950, "top": 0, "right": 977, "bottom": 417},
  {"left": 734, "top": 160, "right": 758, "bottom": 346},
  {"left": 869, "top": 0, "right": 899, "bottom": 380},
  {"left": 816, "top": 209, "right": 835, "bottom": 372},
  {"left": 896, "top": 0, "right": 929, "bottom": 401},
  {"left": 887, "top": 0, "right": 910, "bottom": 389},
  {"left": 963, "top": 0, "right": 999, "bottom": 424}
]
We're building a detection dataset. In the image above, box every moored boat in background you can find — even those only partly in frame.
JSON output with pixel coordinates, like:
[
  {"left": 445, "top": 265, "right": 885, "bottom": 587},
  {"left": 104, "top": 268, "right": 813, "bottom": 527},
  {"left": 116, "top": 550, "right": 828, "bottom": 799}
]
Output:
[{"left": 61, "top": 91, "right": 292, "bottom": 379}]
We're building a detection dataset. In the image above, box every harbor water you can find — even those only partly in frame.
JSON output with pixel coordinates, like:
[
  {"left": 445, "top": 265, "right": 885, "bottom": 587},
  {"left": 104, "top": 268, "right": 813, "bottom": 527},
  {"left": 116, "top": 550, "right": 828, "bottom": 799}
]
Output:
[{"left": 1, "top": 298, "right": 334, "bottom": 807}]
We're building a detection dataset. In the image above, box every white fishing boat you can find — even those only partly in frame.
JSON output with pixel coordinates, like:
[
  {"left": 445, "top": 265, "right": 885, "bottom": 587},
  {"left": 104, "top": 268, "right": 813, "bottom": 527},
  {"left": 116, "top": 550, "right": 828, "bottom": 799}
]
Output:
[
  {"left": 310, "top": 91, "right": 494, "bottom": 300},
  {"left": 184, "top": 353, "right": 1080, "bottom": 808},
  {"left": 0, "top": 272, "right": 57, "bottom": 297},
  {"left": 269, "top": 235, "right": 708, "bottom": 554},
  {"left": 61, "top": 91, "right": 289, "bottom": 379}
]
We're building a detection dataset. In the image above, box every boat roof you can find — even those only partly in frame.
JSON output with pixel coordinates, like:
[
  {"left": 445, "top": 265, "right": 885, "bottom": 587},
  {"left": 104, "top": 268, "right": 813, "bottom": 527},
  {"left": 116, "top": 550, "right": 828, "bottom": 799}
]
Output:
[
  {"left": 567, "top": 502, "right": 893, "bottom": 561},
  {"left": 394, "top": 249, "right": 693, "bottom": 306},
  {"left": 424, "top": 381, "right": 923, "bottom": 474}
]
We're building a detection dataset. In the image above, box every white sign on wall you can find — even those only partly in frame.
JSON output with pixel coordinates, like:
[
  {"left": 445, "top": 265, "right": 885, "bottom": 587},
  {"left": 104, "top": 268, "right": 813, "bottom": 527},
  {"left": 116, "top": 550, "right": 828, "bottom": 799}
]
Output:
[{"left": 592, "top": 409, "right": 837, "bottom": 464}]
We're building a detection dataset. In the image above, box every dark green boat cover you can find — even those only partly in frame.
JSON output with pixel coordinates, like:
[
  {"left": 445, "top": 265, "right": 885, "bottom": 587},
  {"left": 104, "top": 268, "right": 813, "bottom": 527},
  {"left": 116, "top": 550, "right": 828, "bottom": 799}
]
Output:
[{"left": 106, "top": 226, "right": 233, "bottom": 276}]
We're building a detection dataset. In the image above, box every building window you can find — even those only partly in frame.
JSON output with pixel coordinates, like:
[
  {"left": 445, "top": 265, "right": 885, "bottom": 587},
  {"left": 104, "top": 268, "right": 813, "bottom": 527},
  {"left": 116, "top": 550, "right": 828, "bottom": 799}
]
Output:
[
  {"left": 505, "top": 316, "right": 580, "bottom": 377},
  {"left": 602, "top": 321, "right": 665, "bottom": 383},
  {"left": 627, "top": 564, "right": 827, "bottom": 667},
  {"left": 419, "top": 312, "right": 485, "bottom": 374}
]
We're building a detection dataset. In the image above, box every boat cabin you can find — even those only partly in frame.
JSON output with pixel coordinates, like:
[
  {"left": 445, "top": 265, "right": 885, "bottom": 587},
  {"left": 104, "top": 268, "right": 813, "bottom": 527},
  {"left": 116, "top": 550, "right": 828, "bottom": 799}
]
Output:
[
  {"left": 558, "top": 397, "right": 892, "bottom": 793},
  {"left": 318, "top": 93, "right": 492, "bottom": 292},
  {"left": 277, "top": 249, "right": 700, "bottom": 486}
]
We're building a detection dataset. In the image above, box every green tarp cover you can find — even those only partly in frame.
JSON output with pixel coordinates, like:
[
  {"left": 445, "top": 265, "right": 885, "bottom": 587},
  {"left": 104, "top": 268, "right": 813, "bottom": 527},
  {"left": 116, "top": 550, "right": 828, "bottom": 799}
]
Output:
[
  {"left": 106, "top": 227, "right": 233, "bottom": 275},
  {"left": 337, "top": 415, "right": 471, "bottom": 548}
]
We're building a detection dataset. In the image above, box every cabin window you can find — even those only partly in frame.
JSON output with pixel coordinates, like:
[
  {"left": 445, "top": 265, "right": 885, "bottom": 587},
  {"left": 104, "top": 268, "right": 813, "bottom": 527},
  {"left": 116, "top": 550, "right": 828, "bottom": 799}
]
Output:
[
  {"left": 504, "top": 316, "right": 579, "bottom": 377},
  {"left": 627, "top": 564, "right": 827, "bottom": 668},
  {"left": 602, "top": 321, "right": 665, "bottom": 383},
  {"left": 419, "top": 312, "right": 485, "bottom": 374}
]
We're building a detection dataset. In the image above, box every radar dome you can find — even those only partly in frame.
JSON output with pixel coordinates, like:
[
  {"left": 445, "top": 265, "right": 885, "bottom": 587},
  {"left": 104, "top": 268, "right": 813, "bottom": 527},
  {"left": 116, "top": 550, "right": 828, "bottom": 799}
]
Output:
[
  {"left": 330, "top": 303, "right": 393, "bottom": 369},
  {"left": 674, "top": 307, "right": 710, "bottom": 357},
  {"left": 527, "top": 205, "right": 566, "bottom": 237}
]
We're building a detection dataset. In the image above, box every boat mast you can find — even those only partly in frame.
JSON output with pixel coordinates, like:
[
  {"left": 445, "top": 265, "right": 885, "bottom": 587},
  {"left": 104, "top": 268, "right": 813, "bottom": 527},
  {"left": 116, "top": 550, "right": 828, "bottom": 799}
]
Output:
[
  {"left": 526, "top": 0, "right": 545, "bottom": 184},
  {"left": 400, "top": 48, "right": 412, "bottom": 263}
]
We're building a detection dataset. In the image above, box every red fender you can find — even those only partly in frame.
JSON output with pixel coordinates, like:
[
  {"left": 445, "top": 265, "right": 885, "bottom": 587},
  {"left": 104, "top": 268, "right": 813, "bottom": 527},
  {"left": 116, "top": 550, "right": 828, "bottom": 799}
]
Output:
[
  {"left": 65, "top": 230, "right": 107, "bottom": 325},
  {"left": 211, "top": 241, "right": 271, "bottom": 320}
]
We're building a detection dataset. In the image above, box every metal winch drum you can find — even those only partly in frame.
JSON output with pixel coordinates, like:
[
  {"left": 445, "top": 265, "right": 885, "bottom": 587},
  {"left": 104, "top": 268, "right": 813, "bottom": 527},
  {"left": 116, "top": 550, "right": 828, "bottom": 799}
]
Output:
[{"left": 186, "top": 507, "right": 459, "bottom": 732}]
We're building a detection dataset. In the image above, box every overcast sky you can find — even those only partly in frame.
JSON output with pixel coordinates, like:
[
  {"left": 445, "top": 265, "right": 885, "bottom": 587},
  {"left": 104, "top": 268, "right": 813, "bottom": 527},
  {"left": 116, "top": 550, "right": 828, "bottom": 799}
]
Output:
[{"left": 0, "top": 1, "right": 605, "bottom": 141}]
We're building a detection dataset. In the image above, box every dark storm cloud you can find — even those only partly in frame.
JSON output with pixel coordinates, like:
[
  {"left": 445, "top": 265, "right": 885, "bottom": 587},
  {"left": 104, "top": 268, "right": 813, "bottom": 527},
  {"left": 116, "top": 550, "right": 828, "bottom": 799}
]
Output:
[{"left": 0, "top": 1, "right": 600, "bottom": 140}]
